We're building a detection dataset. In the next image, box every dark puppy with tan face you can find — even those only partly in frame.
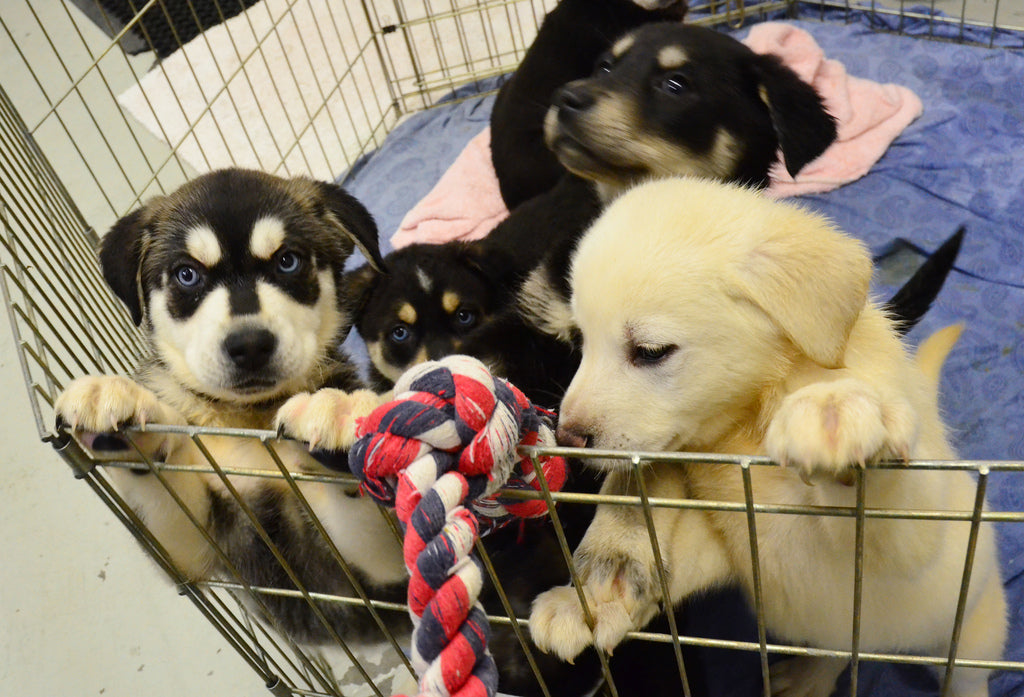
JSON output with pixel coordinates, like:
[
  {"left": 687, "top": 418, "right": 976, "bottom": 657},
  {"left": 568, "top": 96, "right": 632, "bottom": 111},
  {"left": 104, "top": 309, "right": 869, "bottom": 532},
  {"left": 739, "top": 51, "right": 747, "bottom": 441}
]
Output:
[
  {"left": 54, "top": 169, "right": 415, "bottom": 648},
  {"left": 545, "top": 22, "right": 837, "bottom": 198},
  {"left": 491, "top": 0, "right": 689, "bottom": 209},
  {"left": 346, "top": 242, "right": 514, "bottom": 391}
]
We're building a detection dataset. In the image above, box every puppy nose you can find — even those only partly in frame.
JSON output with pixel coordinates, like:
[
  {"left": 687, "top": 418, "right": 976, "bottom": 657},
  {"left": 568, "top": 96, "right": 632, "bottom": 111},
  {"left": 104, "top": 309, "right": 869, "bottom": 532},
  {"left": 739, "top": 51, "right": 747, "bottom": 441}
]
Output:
[
  {"left": 555, "top": 85, "right": 595, "bottom": 114},
  {"left": 224, "top": 328, "right": 277, "bottom": 371},
  {"left": 556, "top": 424, "right": 592, "bottom": 449}
]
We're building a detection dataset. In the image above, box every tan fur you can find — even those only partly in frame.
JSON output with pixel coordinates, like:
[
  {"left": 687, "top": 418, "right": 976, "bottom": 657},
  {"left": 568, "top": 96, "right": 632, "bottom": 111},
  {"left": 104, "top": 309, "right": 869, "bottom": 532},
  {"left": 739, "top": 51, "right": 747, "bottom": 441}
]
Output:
[
  {"left": 442, "top": 291, "right": 461, "bottom": 315},
  {"left": 529, "top": 179, "right": 1006, "bottom": 697},
  {"left": 397, "top": 302, "right": 418, "bottom": 325}
]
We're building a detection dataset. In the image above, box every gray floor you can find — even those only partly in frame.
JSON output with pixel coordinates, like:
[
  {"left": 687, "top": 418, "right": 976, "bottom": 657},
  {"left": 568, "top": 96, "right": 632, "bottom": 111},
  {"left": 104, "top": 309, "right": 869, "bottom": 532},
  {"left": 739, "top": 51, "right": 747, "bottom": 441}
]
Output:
[{"left": 0, "top": 1, "right": 1021, "bottom": 696}]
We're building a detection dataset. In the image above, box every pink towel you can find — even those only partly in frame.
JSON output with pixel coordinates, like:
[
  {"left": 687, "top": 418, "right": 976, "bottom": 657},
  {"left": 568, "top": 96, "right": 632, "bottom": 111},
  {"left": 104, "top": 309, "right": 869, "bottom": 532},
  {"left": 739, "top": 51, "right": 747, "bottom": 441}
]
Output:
[
  {"left": 745, "top": 23, "right": 923, "bottom": 198},
  {"left": 390, "top": 129, "right": 510, "bottom": 250},
  {"left": 392, "top": 22, "right": 922, "bottom": 249}
]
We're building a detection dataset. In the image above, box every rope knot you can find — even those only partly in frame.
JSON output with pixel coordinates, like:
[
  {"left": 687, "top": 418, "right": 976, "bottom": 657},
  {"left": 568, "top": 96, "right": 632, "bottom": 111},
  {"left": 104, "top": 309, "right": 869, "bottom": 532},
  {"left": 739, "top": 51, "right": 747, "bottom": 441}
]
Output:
[{"left": 347, "top": 355, "right": 568, "bottom": 697}]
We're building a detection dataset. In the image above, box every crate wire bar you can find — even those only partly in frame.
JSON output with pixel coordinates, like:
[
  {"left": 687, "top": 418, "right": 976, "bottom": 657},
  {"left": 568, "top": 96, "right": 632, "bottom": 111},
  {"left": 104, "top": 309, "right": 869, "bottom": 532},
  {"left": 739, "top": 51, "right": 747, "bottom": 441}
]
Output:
[{"left": 1, "top": 1, "right": 1023, "bottom": 696}]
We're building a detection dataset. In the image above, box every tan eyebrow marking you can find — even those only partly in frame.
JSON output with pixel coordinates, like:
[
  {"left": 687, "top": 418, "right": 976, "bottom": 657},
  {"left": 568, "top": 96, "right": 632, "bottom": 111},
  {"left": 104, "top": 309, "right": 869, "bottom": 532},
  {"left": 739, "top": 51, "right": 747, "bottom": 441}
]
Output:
[
  {"left": 185, "top": 225, "right": 222, "bottom": 267},
  {"left": 442, "top": 291, "right": 461, "bottom": 314},
  {"left": 657, "top": 45, "right": 688, "bottom": 70},
  {"left": 397, "top": 303, "right": 417, "bottom": 325},
  {"left": 611, "top": 34, "right": 635, "bottom": 58},
  {"left": 249, "top": 216, "right": 287, "bottom": 259}
]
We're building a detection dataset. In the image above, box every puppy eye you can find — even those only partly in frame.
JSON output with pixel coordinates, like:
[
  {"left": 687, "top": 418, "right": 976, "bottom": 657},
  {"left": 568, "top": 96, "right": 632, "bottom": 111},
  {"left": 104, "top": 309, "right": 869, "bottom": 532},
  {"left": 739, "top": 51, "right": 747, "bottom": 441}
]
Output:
[
  {"left": 389, "top": 323, "right": 412, "bottom": 343},
  {"left": 173, "top": 264, "right": 204, "bottom": 289},
  {"left": 595, "top": 57, "right": 614, "bottom": 74},
  {"left": 630, "top": 343, "right": 678, "bottom": 367},
  {"left": 454, "top": 307, "right": 477, "bottom": 328},
  {"left": 275, "top": 250, "right": 303, "bottom": 275},
  {"left": 659, "top": 73, "right": 689, "bottom": 95}
]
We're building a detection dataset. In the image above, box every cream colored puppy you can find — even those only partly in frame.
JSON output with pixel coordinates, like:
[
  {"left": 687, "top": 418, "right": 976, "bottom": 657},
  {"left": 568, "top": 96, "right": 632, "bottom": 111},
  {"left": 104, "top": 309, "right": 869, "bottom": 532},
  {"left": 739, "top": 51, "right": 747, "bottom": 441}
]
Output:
[{"left": 528, "top": 178, "right": 1006, "bottom": 697}]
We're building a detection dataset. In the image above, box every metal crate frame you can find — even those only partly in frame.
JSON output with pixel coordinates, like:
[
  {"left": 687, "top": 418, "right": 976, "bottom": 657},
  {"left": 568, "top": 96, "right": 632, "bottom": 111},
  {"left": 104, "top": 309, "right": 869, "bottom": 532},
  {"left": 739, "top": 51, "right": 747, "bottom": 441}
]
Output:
[{"left": 1, "top": 1, "right": 1022, "bottom": 696}]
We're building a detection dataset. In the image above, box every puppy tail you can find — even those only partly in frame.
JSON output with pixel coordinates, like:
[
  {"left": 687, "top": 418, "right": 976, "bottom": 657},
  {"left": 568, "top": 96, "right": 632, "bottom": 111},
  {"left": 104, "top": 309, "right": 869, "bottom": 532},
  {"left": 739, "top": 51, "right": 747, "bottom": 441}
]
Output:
[{"left": 915, "top": 323, "right": 964, "bottom": 387}]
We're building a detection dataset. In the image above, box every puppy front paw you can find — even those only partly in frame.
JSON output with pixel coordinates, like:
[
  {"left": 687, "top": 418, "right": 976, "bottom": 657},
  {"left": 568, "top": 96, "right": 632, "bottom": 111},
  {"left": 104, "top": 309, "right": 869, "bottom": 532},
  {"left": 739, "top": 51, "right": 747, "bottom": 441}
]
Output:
[
  {"left": 55, "top": 375, "right": 186, "bottom": 458},
  {"left": 275, "top": 388, "right": 386, "bottom": 452},
  {"left": 530, "top": 556, "right": 658, "bottom": 661},
  {"left": 766, "top": 377, "right": 918, "bottom": 483},
  {"left": 530, "top": 585, "right": 595, "bottom": 662}
]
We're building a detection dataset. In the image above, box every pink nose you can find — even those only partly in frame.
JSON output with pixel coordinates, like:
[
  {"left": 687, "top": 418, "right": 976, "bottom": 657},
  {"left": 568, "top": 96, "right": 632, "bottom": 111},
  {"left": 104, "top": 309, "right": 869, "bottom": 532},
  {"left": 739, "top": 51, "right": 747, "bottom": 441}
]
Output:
[{"left": 556, "top": 424, "right": 591, "bottom": 449}]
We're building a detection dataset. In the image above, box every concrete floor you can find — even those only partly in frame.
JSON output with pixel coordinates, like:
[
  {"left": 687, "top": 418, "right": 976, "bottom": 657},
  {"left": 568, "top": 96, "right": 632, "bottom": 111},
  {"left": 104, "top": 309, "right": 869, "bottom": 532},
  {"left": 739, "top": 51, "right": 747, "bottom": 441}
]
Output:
[{"left": 0, "top": 1, "right": 1021, "bottom": 696}]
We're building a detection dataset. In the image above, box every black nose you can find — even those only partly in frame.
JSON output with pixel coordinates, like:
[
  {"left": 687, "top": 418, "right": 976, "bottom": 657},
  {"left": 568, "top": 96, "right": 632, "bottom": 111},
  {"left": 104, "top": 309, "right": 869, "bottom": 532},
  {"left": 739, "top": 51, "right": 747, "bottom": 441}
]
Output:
[
  {"left": 555, "top": 84, "right": 595, "bottom": 115},
  {"left": 556, "top": 424, "right": 592, "bottom": 449},
  {"left": 224, "top": 328, "right": 277, "bottom": 372}
]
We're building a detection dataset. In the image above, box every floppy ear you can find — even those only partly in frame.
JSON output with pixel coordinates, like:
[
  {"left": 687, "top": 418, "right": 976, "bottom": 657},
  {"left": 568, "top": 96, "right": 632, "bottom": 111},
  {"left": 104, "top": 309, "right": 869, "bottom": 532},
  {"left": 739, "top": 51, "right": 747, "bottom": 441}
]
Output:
[
  {"left": 730, "top": 220, "right": 871, "bottom": 368},
  {"left": 752, "top": 54, "right": 837, "bottom": 177},
  {"left": 99, "top": 207, "right": 150, "bottom": 326},
  {"left": 454, "top": 241, "right": 522, "bottom": 300},
  {"left": 340, "top": 262, "right": 383, "bottom": 326},
  {"left": 315, "top": 181, "right": 385, "bottom": 273}
]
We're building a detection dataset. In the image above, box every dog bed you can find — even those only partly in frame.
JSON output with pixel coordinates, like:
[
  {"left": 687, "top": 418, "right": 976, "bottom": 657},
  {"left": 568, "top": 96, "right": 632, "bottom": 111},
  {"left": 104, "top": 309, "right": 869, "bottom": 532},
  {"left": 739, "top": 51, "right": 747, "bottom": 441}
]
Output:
[{"left": 341, "top": 9, "right": 1024, "bottom": 697}]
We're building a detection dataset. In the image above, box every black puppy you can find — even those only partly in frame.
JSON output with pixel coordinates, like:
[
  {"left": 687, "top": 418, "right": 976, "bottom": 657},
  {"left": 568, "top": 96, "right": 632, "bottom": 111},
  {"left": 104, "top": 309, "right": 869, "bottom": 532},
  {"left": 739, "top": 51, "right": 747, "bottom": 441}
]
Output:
[
  {"left": 349, "top": 177, "right": 599, "bottom": 408},
  {"left": 544, "top": 22, "right": 837, "bottom": 197},
  {"left": 491, "top": 0, "right": 689, "bottom": 209}
]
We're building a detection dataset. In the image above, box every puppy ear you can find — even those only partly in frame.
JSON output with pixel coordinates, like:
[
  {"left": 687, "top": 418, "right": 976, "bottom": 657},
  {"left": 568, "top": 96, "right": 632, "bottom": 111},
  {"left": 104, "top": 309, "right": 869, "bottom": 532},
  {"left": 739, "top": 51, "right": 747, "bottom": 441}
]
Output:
[
  {"left": 752, "top": 54, "right": 837, "bottom": 177},
  {"left": 315, "top": 181, "right": 385, "bottom": 273},
  {"left": 341, "top": 262, "right": 383, "bottom": 325},
  {"left": 455, "top": 241, "right": 520, "bottom": 298},
  {"left": 99, "top": 207, "right": 150, "bottom": 326},
  {"left": 731, "top": 219, "right": 871, "bottom": 368}
]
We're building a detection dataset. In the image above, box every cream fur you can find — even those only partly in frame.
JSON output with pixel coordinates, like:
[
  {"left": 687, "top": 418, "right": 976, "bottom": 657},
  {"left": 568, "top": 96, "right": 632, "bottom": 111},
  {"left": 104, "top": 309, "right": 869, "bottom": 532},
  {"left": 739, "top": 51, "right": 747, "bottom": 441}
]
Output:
[{"left": 529, "top": 178, "right": 1007, "bottom": 697}]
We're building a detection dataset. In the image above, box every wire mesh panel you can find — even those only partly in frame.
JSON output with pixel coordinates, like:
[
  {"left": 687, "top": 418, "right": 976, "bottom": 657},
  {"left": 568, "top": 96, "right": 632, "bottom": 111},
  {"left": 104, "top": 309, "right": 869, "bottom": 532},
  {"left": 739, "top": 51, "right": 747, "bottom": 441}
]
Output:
[{"left": 1, "top": 1, "right": 1023, "bottom": 696}]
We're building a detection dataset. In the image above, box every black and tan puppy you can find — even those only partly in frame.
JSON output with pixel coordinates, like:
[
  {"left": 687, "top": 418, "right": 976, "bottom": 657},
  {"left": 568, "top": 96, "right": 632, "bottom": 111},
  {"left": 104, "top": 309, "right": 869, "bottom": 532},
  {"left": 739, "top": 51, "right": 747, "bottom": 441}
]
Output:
[
  {"left": 345, "top": 242, "right": 517, "bottom": 391},
  {"left": 54, "top": 168, "right": 411, "bottom": 647},
  {"left": 491, "top": 0, "right": 689, "bottom": 209},
  {"left": 544, "top": 21, "right": 837, "bottom": 197}
]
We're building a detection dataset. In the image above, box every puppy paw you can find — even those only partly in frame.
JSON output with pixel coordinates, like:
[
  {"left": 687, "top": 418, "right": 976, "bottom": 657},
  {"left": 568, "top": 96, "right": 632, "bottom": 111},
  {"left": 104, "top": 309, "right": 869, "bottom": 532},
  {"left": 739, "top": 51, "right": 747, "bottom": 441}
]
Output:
[
  {"left": 530, "top": 585, "right": 595, "bottom": 662},
  {"left": 55, "top": 375, "right": 186, "bottom": 458},
  {"left": 530, "top": 556, "right": 658, "bottom": 661},
  {"left": 766, "top": 378, "right": 918, "bottom": 483},
  {"left": 275, "top": 388, "right": 386, "bottom": 452}
]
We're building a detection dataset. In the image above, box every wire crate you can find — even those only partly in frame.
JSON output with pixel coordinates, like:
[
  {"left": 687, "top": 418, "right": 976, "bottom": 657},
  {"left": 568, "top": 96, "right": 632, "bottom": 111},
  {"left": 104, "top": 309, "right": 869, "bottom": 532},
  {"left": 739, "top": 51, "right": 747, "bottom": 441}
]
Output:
[{"left": 1, "top": 1, "right": 1023, "bottom": 696}]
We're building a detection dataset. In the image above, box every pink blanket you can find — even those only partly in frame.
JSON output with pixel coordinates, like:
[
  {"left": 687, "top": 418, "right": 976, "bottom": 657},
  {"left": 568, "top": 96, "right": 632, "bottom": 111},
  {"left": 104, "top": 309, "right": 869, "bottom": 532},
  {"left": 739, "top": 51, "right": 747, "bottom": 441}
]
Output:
[{"left": 391, "top": 22, "right": 922, "bottom": 250}]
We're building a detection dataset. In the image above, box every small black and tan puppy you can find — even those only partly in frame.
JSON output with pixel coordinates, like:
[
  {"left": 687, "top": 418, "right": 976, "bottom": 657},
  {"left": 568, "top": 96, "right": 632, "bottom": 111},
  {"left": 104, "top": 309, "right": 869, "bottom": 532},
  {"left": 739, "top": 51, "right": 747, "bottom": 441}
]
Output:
[
  {"left": 491, "top": 0, "right": 689, "bottom": 209},
  {"left": 543, "top": 22, "right": 838, "bottom": 198},
  {"left": 345, "top": 242, "right": 517, "bottom": 391},
  {"left": 54, "top": 168, "right": 412, "bottom": 647}
]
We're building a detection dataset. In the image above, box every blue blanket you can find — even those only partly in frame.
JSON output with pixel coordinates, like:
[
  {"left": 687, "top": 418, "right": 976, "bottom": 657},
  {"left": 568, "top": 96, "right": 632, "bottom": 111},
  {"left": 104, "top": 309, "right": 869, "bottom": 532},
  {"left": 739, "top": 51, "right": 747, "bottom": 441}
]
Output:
[{"left": 342, "top": 9, "right": 1024, "bottom": 696}]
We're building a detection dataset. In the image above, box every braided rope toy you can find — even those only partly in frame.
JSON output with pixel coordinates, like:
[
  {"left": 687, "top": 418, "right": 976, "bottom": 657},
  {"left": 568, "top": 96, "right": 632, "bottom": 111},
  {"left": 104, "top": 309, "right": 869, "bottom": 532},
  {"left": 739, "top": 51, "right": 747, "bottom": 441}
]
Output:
[{"left": 348, "top": 355, "right": 568, "bottom": 697}]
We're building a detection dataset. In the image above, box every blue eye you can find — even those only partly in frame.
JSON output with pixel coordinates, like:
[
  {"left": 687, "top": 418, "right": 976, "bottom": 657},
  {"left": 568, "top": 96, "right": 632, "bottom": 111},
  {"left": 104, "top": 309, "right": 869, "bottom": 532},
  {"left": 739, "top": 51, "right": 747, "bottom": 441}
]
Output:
[
  {"left": 660, "top": 74, "right": 689, "bottom": 95},
  {"left": 174, "top": 264, "right": 203, "bottom": 289},
  {"left": 455, "top": 308, "right": 477, "bottom": 327},
  {"left": 275, "top": 250, "right": 303, "bottom": 274},
  {"left": 389, "top": 324, "right": 411, "bottom": 343}
]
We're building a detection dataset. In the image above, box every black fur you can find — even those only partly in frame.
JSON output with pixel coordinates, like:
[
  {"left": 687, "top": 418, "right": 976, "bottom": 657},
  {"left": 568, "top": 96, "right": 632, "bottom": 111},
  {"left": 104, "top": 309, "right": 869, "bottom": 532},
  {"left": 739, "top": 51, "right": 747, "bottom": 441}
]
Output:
[
  {"left": 206, "top": 485, "right": 409, "bottom": 645},
  {"left": 491, "top": 0, "right": 688, "bottom": 208},
  {"left": 886, "top": 227, "right": 965, "bottom": 333}
]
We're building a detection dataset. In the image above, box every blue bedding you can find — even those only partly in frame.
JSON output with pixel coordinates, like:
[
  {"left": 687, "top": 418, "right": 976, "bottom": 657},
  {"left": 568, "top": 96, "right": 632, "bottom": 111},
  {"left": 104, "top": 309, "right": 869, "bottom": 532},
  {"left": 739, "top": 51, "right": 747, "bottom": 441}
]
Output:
[{"left": 342, "top": 9, "right": 1024, "bottom": 696}]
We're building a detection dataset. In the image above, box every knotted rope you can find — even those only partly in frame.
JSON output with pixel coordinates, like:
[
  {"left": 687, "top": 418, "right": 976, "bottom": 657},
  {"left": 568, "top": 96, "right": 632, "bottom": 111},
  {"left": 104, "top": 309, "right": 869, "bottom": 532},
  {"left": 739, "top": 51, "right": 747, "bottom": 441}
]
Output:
[{"left": 349, "top": 355, "right": 568, "bottom": 697}]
